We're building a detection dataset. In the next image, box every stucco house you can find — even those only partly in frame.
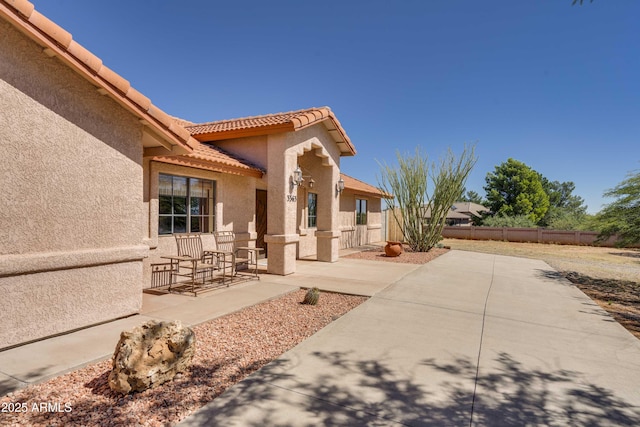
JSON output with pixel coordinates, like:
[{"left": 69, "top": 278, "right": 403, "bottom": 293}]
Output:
[
  {"left": 0, "top": 0, "right": 385, "bottom": 349},
  {"left": 445, "top": 202, "right": 489, "bottom": 226}
]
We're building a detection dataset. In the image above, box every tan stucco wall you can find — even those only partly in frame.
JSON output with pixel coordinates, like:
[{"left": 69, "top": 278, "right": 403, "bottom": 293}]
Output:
[
  {"left": 263, "top": 124, "right": 342, "bottom": 271},
  {"left": 0, "top": 18, "right": 146, "bottom": 349},
  {"left": 338, "top": 191, "right": 383, "bottom": 248},
  {"left": 143, "top": 161, "right": 259, "bottom": 286},
  {"left": 215, "top": 135, "right": 268, "bottom": 170},
  {"left": 212, "top": 125, "right": 384, "bottom": 262}
]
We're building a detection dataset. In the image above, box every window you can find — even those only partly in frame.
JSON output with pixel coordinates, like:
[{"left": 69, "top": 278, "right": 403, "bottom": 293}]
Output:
[
  {"left": 308, "top": 192, "right": 317, "bottom": 228},
  {"left": 159, "top": 174, "right": 215, "bottom": 235},
  {"left": 356, "top": 198, "right": 368, "bottom": 225}
]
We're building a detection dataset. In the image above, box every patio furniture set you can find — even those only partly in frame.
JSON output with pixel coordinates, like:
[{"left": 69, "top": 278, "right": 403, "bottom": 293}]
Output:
[{"left": 153, "top": 231, "right": 264, "bottom": 295}]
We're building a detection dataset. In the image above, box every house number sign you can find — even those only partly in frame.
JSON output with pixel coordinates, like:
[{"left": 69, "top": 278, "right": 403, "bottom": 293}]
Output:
[{"left": 287, "top": 195, "right": 297, "bottom": 203}]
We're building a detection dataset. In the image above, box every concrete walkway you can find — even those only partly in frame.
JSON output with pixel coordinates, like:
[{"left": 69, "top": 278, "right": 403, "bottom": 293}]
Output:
[
  {"left": 180, "top": 251, "right": 640, "bottom": 426},
  {"left": 0, "top": 250, "right": 419, "bottom": 397}
]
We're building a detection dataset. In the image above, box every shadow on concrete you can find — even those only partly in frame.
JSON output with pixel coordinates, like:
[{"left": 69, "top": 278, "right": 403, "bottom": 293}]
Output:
[
  {"left": 185, "top": 351, "right": 640, "bottom": 427},
  {"left": 425, "top": 352, "right": 640, "bottom": 427},
  {"left": 0, "top": 365, "right": 56, "bottom": 396}
]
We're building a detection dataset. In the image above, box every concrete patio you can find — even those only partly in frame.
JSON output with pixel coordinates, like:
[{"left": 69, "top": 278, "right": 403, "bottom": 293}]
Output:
[
  {"left": 0, "top": 248, "right": 419, "bottom": 397},
  {"left": 2, "top": 249, "right": 640, "bottom": 426},
  {"left": 180, "top": 251, "right": 640, "bottom": 426}
]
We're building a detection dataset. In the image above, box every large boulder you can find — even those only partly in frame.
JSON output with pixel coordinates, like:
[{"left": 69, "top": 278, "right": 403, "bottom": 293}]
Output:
[{"left": 108, "top": 320, "right": 196, "bottom": 394}]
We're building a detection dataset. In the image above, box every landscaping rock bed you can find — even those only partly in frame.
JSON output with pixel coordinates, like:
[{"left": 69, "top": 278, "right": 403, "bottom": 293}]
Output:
[
  {"left": 344, "top": 245, "right": 450, "bottom": 264},
  {"left": 0, "top": 290, "right": 366, "bottom": 427}
]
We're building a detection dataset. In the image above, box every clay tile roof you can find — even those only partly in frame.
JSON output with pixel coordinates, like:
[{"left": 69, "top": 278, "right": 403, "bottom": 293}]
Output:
[
  {"left": 153, "top": 141, "right": 264, "bottom": 178},
  {"left": 340, "top": 173, "right": 390, "bottom": 198},
  {"left": 0, "top": 0, "right": 194, "bottom": 154},
  {"left": 185, "top": 107, "right": 357, "bottom": 157}
]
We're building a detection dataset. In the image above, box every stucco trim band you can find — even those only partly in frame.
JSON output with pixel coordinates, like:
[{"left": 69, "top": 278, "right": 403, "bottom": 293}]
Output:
[
  {"left": 315, "top": 230, "right": 341, "bottom": 239},
  {"left": 0, "top": 245, "right": 149, "bottom": 277},
  {"left": 263, "top": 234, "right": 300, "bottom": 244}
]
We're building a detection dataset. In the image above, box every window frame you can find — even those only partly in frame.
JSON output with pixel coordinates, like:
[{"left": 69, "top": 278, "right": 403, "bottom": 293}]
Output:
[
  {"left": 158, "top": 173, "right": 216, "bottom": 235},
  {"left": 307, "top": 192, "right": 318, "bottom": 228},
  {"left": 356, "top": 198, "right": 368, "bottom": 225}
]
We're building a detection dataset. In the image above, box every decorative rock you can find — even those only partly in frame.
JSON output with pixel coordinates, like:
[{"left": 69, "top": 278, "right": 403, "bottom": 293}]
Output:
[{"left": 108, "top": 320, "right": 196, "bottom": 394}]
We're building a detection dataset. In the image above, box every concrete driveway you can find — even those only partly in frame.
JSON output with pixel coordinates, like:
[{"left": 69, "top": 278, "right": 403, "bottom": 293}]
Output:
[{"left": 180, "top": 250, "right": 640, "bottom": 426}]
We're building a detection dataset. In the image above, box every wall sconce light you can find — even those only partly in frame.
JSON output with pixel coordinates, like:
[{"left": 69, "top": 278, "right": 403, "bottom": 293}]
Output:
[
  {"left": 336, "top": 177, "right": 345, "bottom": 193},
  {"left": 292, "top": 166, "right": 303, "bottom": 187}
]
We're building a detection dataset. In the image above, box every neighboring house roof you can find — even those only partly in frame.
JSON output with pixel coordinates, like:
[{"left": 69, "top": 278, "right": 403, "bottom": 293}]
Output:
[
  {"left": 451, "top": 202, "right": 489, "bottom": 218},
  {"left": 0, "top": 0, "right": 195, "bottom": 155},
  {"left": 152, "top": 141, "right": 265, "bottom": 178},
  {"left": 341, "top": 174, "right": 389, "bottom": 198},
  {"left": 423, "top": 202, "right": 489, "bottom": 221},
  {"left": 184, "top": 107, "right": 357, "bottom": 157}
]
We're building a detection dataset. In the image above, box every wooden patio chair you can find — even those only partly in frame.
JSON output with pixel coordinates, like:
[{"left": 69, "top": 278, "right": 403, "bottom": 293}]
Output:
[
  {"left": 162, "top": 234, "right": 228, "bottom": 294},
  {"left": 213, "top": 231, "right": 263, "bottom": 278}
]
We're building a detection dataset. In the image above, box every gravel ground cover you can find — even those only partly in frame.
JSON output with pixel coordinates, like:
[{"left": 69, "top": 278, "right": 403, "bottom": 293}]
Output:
[
  {"left": 0, "top": 290, "right": 366, "bottom": 427},
  {"left": 343, "top": 245, "right": 450, "bottom": 264}
]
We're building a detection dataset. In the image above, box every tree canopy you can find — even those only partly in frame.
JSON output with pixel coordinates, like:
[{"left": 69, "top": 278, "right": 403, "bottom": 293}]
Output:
[
  {"left": 484, "top": 158, "right": 550, "bottom": 224},
  {"left": 594, "top": 170, "right": 640, "bottom": 247},
  {"left": 460, "top": 190, "right": 485, "bottom": 205},
  {"left": 539, "top": 178, "right": 589, "bottom": 228}
]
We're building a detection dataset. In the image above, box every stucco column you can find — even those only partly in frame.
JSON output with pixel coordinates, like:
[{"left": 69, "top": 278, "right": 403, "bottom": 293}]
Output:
[
  {"left": 316, "top": 164, "right": 340, "bottom": 262},
  {"left": 265, "top": 134, "right": 299, "bottom": 275}
]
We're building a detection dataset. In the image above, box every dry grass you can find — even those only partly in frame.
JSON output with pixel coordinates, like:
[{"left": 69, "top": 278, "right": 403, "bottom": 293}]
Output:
[{"left": 442, "top": 238, "right": 640, "bottom": 339}]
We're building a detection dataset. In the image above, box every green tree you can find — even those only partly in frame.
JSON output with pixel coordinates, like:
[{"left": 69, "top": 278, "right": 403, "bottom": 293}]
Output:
[
  {"left": 378, "top": 145, "right": 477, "bottom": 252},
  {"left": 484, "top": 158, "right": 550, "bottom": 224},
  {"left": 482, "top": 214, "right": 537, "bottom": 228},
  {"left": 460, "top": 189, "right": 485, "bottom": 205},
  {"left": 540, "top": 178, "right": 589, "bottom": 228},
  {"left": 594, "top": 170, "right": 640, "bottom": 247}
]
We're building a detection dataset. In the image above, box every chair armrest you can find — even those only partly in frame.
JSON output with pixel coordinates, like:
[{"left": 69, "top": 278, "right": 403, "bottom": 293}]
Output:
[
  {"left": 203, "top": 250, "right": 230, "bottom": 256},
  {"left": 161, "top": 255, "right": 198, "bottom": 262},
  {"left": 235, "top": 247, "right": 264, "bottom": 262}
]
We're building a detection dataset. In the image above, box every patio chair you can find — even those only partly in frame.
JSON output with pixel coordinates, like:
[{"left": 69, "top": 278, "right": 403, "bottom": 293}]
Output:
[
  {"left": 213, "top": 231, "right": 263, "bottom": 278},
  {"left": 163, "top": 233, "right": 227, "bottom": 294}
]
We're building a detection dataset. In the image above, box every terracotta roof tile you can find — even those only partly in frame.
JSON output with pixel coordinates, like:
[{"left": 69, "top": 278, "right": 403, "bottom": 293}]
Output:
[
  {"left": 185, "top": 107, "right": 356, "bottom": 156},
  {"left": 153, "top": 142, "right": 264, "bottom": 178},
  {"left": 27, "top": 10, "right": 71, "bottom": 48},
  {"left": 6, "top": 0, "right": 33, "bottom": 19},
  {"left": 0, "top": 0, "right": 194, "bottom": 154},
  {"left": 187, "top": 107, "right": 330, "bottom": 134},
  {"left": 97, "top": 64, "right": 130, "bottom": 95},
  {"left": 340, "top": 173, "right": 389, "bottom": 198},
  {"left": 171, "top": 116, "right": 196, "bottom": 127},
  {"left": 67, "top": 39, "right": 102, "bottom": 74}
]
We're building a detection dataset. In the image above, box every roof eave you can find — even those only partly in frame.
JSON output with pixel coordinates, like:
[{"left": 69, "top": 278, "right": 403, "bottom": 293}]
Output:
[
  {"left": 190, "top": 123, "right": 295, "bottom": 142},
  {"left": 0, "top": 1, "right": 194, "bottom": 154},
  {"left": 151, "top": 156, "right": 264, "bottom": 178}
]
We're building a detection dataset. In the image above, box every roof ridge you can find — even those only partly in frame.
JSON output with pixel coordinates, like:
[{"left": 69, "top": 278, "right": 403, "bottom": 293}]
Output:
[
  {"left": 185, "top": 106, "right": 331, "bottom": 127},
  {"left": 0, "top": 0, "right": 195, "bottom": 152},
  {"left": 341, "top": 172, "right": 378, "bottom": 187}
]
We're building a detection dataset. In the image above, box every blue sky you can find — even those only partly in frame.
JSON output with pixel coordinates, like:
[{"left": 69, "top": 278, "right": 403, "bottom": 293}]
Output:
[{"left": 32, "top": 0, "right": 639, "bottom": 213}]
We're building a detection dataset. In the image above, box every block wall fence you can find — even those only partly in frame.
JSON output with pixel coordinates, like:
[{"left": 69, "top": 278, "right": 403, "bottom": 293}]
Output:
[{"left": 382, "top": 211, "right": 636, "bottom": 247}]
